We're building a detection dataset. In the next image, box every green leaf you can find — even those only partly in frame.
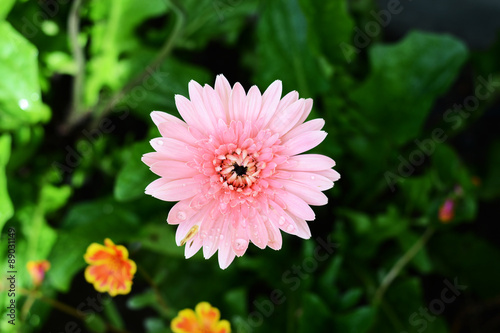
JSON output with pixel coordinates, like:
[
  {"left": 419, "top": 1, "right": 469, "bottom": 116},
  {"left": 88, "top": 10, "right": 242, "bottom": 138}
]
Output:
[
  {"left": 133, "top": 223, "right": 189, "bottom": 258},
  {"left": 254, "top": 0, "right": 329, "bottom": 98},
  {"left": 333, "top": 306, "right": 375, "bottom": 333},
  {"left": 40, "top": 184, "right": 72, "bottom": 214},
  {"left": 182, "top": 0, "right": 259, "bottom": 48},
  {"left": 0, "top": 0, "right": 15, "bottom": 19},
  {"left": 144, "top": 317, "right": 168, "bottom": 333},
  {"left": 85, "top": 0, "right": 168, "bottom": 106},
  {"left": 47, "top": 199, "right": 140, "bottom": 291},
  {"left": 116, "top": 56, "right": 211, "bottom": 121},
  {"left": 0, "top": 21, "right": 51, "bottom": 130},
  {"left": 0, "top": 134, "right": 13, "bottom": 230},
  {"left": 85, "top": 314, "right": 107, "bottom": 333},
  {"left": 114, "top": 141, "right": 156, "bottom": 202},
  {"left": 397, "top": 231, "right": 433, "bottom": 273},
  {"left": 350, "top": 31, "right": 468, "bottom": 145},
  {"left": 298, "top": 293, "right": 333, "bottom": 333},
  {"left": 127, "top": 289, "right": 157, "bottom": 310},
  {"left": 299, "top": 0, "right": 355, "bottom": 65}
]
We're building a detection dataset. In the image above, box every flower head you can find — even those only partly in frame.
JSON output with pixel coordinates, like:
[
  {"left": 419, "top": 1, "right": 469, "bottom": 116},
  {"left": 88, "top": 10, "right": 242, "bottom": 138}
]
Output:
[
  {"left": 171, "top": 302, "right": 230, "bottom": 333},
  {"left": 439, "top": 198, "right": 454, "bottom": 223},
  {"left": 143, "top": 74, "right": 340, "bottom": 268},
  {"left": 84, "top": 238, "right": 137, "bottom": 296},
  {"left": 26, "top": 260, "right": 50, "bottom": 287}
]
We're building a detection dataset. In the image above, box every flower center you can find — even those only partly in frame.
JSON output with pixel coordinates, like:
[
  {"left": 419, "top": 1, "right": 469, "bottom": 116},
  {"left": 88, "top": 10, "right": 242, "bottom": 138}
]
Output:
[
  {"left": 216, "top": 148, "right": 260, "bottom": 191},
  {"left": 233, "top": 164, "right": 247, "bottom": 176}
]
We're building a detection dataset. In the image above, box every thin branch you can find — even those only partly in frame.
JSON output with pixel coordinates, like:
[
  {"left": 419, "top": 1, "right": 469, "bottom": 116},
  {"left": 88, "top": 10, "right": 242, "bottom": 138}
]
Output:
[
  {"left": 66, "top": 0, "right": 87, "bottom": 132},
  {"left": 373, "top": 227, "right": 435, "bottom": 305},
  {"left": 91, "top": 0, "right": 186, "bottom": 127},
  {"left": 137, "top": 265, "right": 170, "bottom": 317}
]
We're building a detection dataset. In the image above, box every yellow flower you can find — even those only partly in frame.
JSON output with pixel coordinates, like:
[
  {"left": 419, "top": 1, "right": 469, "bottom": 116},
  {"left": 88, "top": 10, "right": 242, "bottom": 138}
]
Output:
[
  {"left": 83, "top": 238, "right": 136, "bottom": 296},
  {"left": 26, "top": 260, "right": 50, "bottom": 287},
  {"left": 171, "top": 302, "right": 231, "bottom": 333}
]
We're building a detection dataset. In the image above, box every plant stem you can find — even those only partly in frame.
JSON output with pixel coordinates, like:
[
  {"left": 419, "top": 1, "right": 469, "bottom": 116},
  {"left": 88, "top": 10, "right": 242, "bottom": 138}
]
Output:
[
  {"left": 66, "top": 0, "right": 87, "bottom": 132},
  {"left": 19, "top": 289, "right": 130, "bottom": 333},
  {"left": 373, "top": 227, "right": 435, "bottom": 305},
  {"left": 91, "top": 0, "right": 186, "bottom": 128},
  {"left": 137, "top": 265, "right": 170, "bottom": 317}
]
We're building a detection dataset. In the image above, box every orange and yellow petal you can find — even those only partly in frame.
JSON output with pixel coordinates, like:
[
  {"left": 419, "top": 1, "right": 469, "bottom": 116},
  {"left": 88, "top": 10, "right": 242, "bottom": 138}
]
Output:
[
  {"left": 26, "top": 260, "right": 50, "bottom": 286},
  {"left": 215, "top": 320, "right": 231, "bottom": 333},
  {"left": 171, "top": 302, "right": 231, "bottom": 333},
  {"left": 171, "top": 309, "right": 199, "bottom": 333},
  {"left": 83, "top": 239, "right": 136, "bottom": 296},
  {"left": 195, "top": 301, "right": 221, "bottom": 328}
]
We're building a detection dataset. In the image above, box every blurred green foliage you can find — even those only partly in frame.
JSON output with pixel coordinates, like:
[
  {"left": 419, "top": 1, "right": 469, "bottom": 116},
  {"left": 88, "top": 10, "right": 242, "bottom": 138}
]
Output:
[{"left": 1, "top": 0, "right": 499, "bottom": 332}]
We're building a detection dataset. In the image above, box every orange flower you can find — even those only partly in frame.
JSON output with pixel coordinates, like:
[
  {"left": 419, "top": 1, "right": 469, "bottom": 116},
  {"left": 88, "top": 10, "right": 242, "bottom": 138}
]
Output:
[
  {"left": 438, "top": 198, "right": 454, "bottom": 223},
  {"left": 26, "top": 260, "right": 50, "bottom": 287},
  {"left": 171, "top": 302, "right": 231, "bottom": 333},
  {"left": 83, "top": 238, "right": 136, "bottom": 296}
]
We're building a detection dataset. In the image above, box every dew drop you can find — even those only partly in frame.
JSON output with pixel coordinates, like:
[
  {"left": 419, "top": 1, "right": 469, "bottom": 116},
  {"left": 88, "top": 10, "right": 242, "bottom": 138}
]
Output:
[
  {"left": 278, "top": 216, "right": 285, "bottom": 225},
  {"left": 18, "top": 99, "right": 29, "bottom": 110},
  {"left": 234, "top": 238, "right": 248, "bottom": 250},
  {"left": 176, "top": 211, "right": 187, "bottom": 221},
  {"left": 311, "top": 176, "right": 315, "bottom": 180},
  {"left": 220, "top": 234, "right": 224, "bottom": 240},
  {"left": 157, "top": 140, "right": 164, "bottom": 146},
  {"left": 286, "top": 225, "right": 295, "bottom": 233}
]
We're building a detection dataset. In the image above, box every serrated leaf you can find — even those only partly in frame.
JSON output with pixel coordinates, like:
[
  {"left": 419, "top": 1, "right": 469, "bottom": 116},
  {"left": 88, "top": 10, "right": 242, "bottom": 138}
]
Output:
[
  {"left": 254, "top": 0, "right": 329, "bottom": 98},
  {"left": 0, "top": 21, "right": 51, "bottom": 130},
  {"left": 350, "top": 31, "right": 468, "bottom": 145}
]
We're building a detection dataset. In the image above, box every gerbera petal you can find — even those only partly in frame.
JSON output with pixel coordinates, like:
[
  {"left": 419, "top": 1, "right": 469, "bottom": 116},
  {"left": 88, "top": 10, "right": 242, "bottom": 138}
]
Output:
[
  {"left": 188, "top": 80, "right": 219, "bottom": 132},
  {"left": 157, "top": 120, "right": 196, "bottom": 144},
  {"left": 263, "top": 216, "right": 282, "bottom": 250},
  {"left": 247, "top": 212, "right": 268, "bottom": 249},
  {"left": 167, "top": 199, "right": 197, "bottom": 225},
  {"left": 203, "top": 84, "right": 228, "bottom": 124},
  {"left": 268, "top": 99, "right": 305, "bottom": 135},
  {"left": 215, "top": 74, "right": 232, "bottom": 119},
  {"left": 282, "top": 130, "right": 327, "bottom": 156},
  {"left": 228, "top": 82, "right": 246, "bottom": 122},
  {"left": 278, "top": 190, "right": 316, "bottom": 221},
  {"left": 244, "top": 85, "right": 262, "bottom": 123},
  {"left": 150, "top": 138, "right": 195, "bottom": 161},
  {"left": 280, "top": 154, "right": 336, "bottom": 171},
  {"left": 175, "top": 94, "right": 206, "bottom": 131},
  {"left": 280, "top": 179, "right": 329, "bottom": 206},
  {"left": 149, "top": 160, "right": 198, "bottom": 179},
  {"left": 151, "top": 110, "right": 186, "bottom": 127},
  {"left": 281, "top": 118, "right": 325, "bottom": 142},
  {"left": 145, "top": 178, "right": 200, "bottom": 202}
]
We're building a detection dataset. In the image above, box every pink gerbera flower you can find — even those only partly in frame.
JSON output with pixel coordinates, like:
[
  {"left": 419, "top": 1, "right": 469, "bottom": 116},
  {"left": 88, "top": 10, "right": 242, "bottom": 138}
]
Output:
[{"left": 143, "top": 74, "right": 340, "bottom": 269}]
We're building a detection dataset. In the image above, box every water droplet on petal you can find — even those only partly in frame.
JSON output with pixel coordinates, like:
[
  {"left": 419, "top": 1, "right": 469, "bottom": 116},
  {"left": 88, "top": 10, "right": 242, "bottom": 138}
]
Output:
[
  {"left": 234, "top": 238, "right": 248, "bottom": 250},
  {"left": 311, "top": 176, "right": 315, "bottom": 180},
  {"left": 278, "top": 216, "right": 285, "bottom": 225},
  {"left": 220, "top": 235, "right": 224, "bottom": 240},
  {"left": 157, "top": 140, "right": 164, "bottom": 146},
  {"left": 177, "top": 211, "right": 187, "bottom": 221},
  {"left": 286, "top": 225, "right": 295, "bottom": 233}
]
